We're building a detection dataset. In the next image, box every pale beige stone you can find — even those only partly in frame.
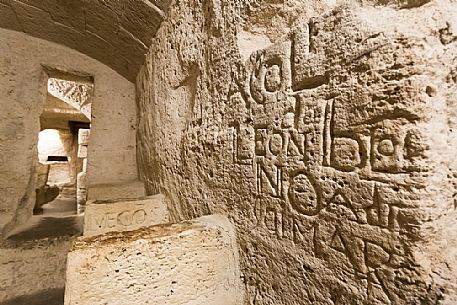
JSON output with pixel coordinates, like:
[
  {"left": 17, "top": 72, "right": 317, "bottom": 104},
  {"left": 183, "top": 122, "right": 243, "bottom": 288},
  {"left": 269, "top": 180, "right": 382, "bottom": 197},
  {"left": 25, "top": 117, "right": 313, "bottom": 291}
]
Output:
[
  {"left": 0, "top": 28, "right": 137, "bottom": 237},
  {"left": 35, "top": 161, "right": 59, "bottom": 211},
  {"left": 35, "top": 185, "right": 59, "bottom": 210},
  {"left": 65, "top": 215, "right": 244, "bottom": 305},
  {"left": 36, "top": 163, "right": 50, "bottom": 188},
  {"left": 48, "top": 79, "right": 93, "bottom": 120},
  {"left": 40, "top": 94, "right": 90, "bottom": 130},
  {"left": 77, "top": 171, "right": 87, "bottom": 214},
  {"left": 47, "top": 162, "right": 71, "bottom": 186},
  {"left": 83, "top": 194, "right": 170, "bottom": 237},
  {"left": 1, "top": 0, "right": 457, "bottom": 303},
  {"left": 136, "top": 0, "right": 457, "bottom": 303},
  {"left": 82, "top": 158, "right": 88, "bottom": 173},
  {"left": 78, "top": 129, "right": 90, "bottom": 146},
  {"left": 87, "top": 180, "right": 146, "bottom": 201},
  {"left": 77, "top": 145, "right": 87, "bottom": 158}
]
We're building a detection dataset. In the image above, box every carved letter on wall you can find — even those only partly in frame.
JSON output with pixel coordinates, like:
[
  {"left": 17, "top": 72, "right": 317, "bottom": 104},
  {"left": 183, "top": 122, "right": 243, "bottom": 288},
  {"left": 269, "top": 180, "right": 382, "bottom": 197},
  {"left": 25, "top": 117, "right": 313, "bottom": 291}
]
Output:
[{"left": 288, "top": 171, "right": 320, "bottom": 215}]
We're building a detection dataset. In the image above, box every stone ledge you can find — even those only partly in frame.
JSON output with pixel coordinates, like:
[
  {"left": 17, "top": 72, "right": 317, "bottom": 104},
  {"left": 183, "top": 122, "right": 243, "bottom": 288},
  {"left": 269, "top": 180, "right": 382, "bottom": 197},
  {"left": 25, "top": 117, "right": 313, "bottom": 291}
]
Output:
[
  {"left": 83, "top": 194, "right": 170, "bottom": 237},
  {"left": 65, "top": 215, "right": 244, "bottom": 305},
  {"left": 87, "top": 180, "right": 146, "bottom": 202}
]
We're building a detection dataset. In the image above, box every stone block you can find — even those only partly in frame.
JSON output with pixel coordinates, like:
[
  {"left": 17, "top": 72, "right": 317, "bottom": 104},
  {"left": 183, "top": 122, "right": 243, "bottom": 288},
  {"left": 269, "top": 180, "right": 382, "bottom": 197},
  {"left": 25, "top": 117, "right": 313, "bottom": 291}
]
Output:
[
  {"left": 82, "top": 158, "right": 88, "bottom": 173},
  {"left": 78, "top": 129, "right": 90, "bottom": 146},
  {"left": 0, "top": 3, "right": 21, "bottom": 32},
  {"left": 77, "top": 172, "right": 87, "bottom": 214},
  {"left": 119, "top": 0, "right": 162, "bottom": 46},
  {"left": 65, "top": 215, "right": 244, "bottom": 305},
  {"left": 77, "top": 145, "right": 87, "bottom": 158},
  {"left": 86, "top": 148, "right": 139, "bottom": 185},
  {"left": 77, "top": 172, "right": 87, "bottom": 189},
  {"left": 87, "top": 180, "right": 146, "bottom": 201},
  {"left": 76, "top": 190, "right": 87, "bottom": 215},
  {"left": 47, "top": 162, "right": 71, "bottom": 186},
  {"left": 83, "top": 194, "right": 170, "bottom": 237}
]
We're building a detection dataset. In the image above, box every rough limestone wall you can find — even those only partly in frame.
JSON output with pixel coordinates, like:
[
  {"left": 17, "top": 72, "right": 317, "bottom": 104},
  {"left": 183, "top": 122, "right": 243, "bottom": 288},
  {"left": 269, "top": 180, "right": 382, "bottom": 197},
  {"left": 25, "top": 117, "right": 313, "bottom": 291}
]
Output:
[
  {"left": 0, "top": 28, "right": 136, "bottom": 237},
  {"left": 137, "top": 0, "right": 457, "bottom": 304}
]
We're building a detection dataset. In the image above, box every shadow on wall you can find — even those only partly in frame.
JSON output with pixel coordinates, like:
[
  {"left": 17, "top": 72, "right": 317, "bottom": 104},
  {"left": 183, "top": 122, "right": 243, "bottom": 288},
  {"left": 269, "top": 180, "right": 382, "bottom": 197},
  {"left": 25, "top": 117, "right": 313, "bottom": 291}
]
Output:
[{"left": 0, "top": 288, "right": 64, "bottom": 305}]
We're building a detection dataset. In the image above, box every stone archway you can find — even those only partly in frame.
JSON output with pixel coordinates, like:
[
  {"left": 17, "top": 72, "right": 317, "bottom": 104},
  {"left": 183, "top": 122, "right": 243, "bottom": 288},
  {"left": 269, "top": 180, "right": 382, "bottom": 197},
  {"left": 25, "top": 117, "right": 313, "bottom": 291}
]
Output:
[
  {"left": 0, "top": 1, "right": 172, "bottom": 238},
  {"left": 0, "top": 2, "right": 172, "bottom": 302},
  {"left": 0, "top": 0, "right": 170, "bottom": 81}
]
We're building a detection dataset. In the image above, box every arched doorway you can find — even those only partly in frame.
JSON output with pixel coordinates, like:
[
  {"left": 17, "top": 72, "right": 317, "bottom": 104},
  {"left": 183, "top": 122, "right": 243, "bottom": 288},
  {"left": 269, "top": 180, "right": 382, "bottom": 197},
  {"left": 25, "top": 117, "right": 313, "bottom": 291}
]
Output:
[{"left": 0, "top": 2, "right": 169, "bottom": 303}]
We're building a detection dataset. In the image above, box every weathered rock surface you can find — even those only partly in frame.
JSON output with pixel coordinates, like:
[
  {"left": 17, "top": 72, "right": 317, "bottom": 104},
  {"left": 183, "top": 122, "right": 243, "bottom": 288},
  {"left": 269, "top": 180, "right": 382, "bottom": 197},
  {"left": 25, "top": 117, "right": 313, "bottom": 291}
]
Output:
[
  {"left": 65, "top": 215, "right": 244, "bottom": 305},
  {"left": 83, "top": 194, "right": 171, "bottom": 237},
  {"left": 136, "top": 0, "right": 457, "bottom": 303},
  {"left": 76, "top": 171, "right": 87, "bottom": 214},
  {"left": 1, "top": 0, "right": 456, "bottom": 303},
  {"left": 34, "top": 163, "right": 58, "bottom": 210},
  {"left": 77, "top": 129, "right": 90, "bottom": 147}
]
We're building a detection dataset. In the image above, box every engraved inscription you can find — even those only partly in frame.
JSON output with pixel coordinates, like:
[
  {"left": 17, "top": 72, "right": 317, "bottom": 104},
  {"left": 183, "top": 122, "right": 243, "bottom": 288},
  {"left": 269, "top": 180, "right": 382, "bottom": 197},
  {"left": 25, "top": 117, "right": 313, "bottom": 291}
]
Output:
[
  {"left": 256, "top": 158, "right": 283, "bottom": 198},
  {"left": 222, "top": 14, "right": 436, "bottom": 304},
  {"left": 83, "top": 195, "right": 170, "bottom": 236},
  {"left": 288, "top": 171, "right": 319, "bottom": 215},
  {"left": 88, "top": 209, "right": 148, "bottom": 230}
]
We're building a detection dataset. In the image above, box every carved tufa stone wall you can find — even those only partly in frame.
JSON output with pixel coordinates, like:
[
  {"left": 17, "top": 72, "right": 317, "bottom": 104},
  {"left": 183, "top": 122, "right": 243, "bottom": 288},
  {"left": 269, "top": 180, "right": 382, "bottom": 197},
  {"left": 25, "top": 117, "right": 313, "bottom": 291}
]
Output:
[{"left": 137, "top": 0, "right": 457, "bottom": 304}]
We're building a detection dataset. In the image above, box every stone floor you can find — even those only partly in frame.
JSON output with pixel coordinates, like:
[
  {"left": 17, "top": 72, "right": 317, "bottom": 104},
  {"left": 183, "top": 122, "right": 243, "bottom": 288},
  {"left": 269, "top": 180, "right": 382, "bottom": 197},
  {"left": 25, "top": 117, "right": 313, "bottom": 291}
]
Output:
[
  {"left": 0, "top": 289, "right": 64, "bottom": 305},
  {"left": 7, "top": 191, "right": 82, "bottom": 242},
  {"left": 0, "top": 190, "right": 82, "bottom": 305}
]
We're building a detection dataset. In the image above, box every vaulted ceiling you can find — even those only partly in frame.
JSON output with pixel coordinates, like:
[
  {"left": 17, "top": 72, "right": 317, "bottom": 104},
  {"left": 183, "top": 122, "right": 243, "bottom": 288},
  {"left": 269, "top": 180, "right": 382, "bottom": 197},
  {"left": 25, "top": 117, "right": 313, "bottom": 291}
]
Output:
[{"left": 0, "top": 0, "right": 171, "bottom": 81}]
